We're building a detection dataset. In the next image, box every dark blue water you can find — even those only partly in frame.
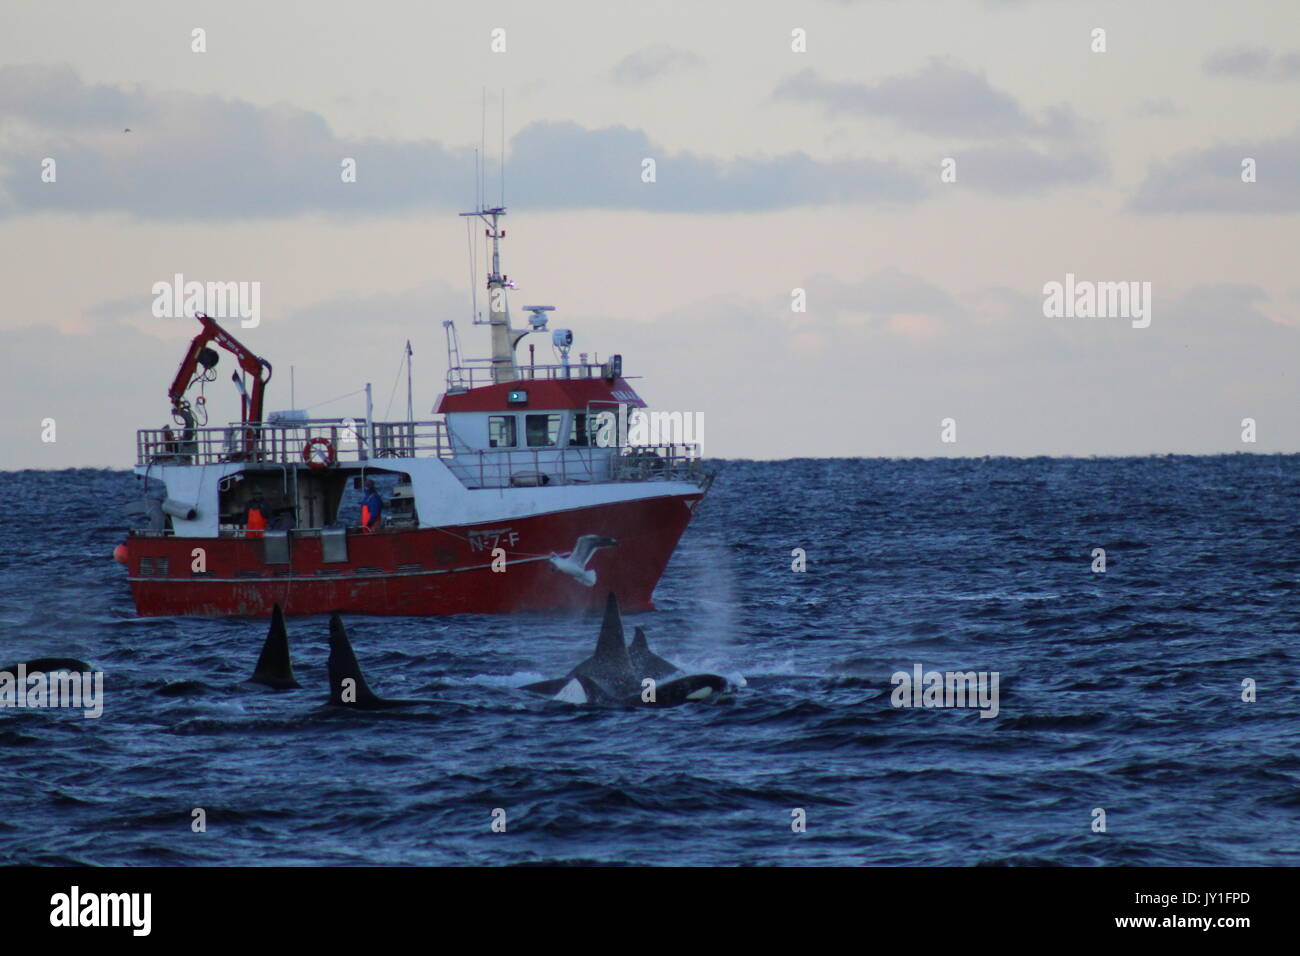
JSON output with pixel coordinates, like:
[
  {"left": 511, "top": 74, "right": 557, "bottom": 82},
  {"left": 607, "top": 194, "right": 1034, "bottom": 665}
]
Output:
[{"left": 1, "top": 456, "right": 1297, "bottom": 865}]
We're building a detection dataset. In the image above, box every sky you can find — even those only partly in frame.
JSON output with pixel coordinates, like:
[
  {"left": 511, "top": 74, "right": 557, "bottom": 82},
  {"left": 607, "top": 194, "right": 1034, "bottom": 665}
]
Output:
[{"left": 2, "top": 0, "right": 1298, "bottom": 467}]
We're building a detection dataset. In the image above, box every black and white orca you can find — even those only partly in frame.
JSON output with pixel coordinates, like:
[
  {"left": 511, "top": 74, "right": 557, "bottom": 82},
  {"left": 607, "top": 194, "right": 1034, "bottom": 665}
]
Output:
[{"left": 522, "top": 593, "right": 729, "bottom": 707}]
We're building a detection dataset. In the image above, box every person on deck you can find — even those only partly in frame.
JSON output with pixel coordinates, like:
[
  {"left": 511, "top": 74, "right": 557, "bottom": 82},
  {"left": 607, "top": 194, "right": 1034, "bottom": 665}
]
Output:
[
  {"left": 360, "top": 480, "right": 383, "bottom": 532},
  {"left": 246, "top": 497, "right": 267, "bottom": 538}
]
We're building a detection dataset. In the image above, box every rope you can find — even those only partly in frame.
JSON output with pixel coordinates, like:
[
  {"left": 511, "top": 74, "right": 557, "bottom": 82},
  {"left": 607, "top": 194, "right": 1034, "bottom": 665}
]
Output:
[
  {"left": 303, "top": 387, "right": 366, "bottom": 412},
  {"left": 430, "top": 524, "right": 554, "bottom": 560},
  {"left": 382, "top": 349, "right": 406, "bottom": 421}
]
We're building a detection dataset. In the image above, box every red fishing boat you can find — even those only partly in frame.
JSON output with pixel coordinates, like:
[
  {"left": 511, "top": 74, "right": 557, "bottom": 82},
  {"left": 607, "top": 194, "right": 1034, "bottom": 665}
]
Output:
[{"left": 118, "top": 205, "right": 710, "bottom": 616}]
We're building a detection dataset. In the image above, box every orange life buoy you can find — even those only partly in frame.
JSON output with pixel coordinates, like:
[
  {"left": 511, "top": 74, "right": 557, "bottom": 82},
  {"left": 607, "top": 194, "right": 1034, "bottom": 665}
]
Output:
[{"left": 303, "top": 437, "right": 336, "bottom": 470}]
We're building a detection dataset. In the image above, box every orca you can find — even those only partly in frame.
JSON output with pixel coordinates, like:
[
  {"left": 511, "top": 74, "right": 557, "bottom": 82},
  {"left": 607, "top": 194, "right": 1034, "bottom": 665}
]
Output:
[
  {"left": 628, "top": 627, "right": 679, "bottom": 681},
  {"left": 522, "top": 592, "right": 636, "bottom": 700},
  {"left": 550, "top": 675, "right": 604, "bottom": 705},
  {"left": 521, "top": 592, "right": 731, "bottom": 708},
  {"left": 248, "top": 604, "right": 300, "bottom": 690},
  {"left": 517, "top": 677, "right": 571, "bottom": 697},
  {"left": 645, "top": 673, "right": 727, "bottom": 706},
  {"left": 326, "top": 613, "right": 417, "bottom": 709},
  {"left": 567, "top": 591, "right": 639, "bottom": 698},
  {"left": 546, "top": 672, "right": 727, "bottom": 707}
]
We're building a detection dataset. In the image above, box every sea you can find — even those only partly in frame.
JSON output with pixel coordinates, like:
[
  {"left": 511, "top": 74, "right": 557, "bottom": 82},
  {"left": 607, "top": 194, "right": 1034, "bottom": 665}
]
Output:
[{"left": 1, "top": 455, "right": 1297, "bottom": 866}]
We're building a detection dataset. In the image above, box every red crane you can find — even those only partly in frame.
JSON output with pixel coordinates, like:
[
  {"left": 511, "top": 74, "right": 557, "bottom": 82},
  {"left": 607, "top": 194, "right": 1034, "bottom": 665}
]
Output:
[{"left": 169, "top": 313, "right": 273, "bottom": 456}]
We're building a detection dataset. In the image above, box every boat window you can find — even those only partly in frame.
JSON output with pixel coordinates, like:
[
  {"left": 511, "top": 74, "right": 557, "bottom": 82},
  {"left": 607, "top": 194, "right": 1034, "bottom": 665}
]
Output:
[
  {"left": 488, "top": 416, "right": 517, "bottom": 448},
  {"left": 526, "top": 414, "right": 560, "bottom": 447},
  {"left": 569, "top": 413, "right": 589, "bottom": 447}
]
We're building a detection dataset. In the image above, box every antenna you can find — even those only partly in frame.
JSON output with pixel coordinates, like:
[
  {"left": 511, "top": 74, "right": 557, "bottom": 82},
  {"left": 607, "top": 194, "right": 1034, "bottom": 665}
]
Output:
[
  {"left": 500, "top": 88, "right": 505, "bottom": 208},
  {"left": 479, "top": 87, "right": 486, "bottom": 210},
  {"left": 466, "top": 217, "right": 477, "bottom": 323},
  {"left": 405, "top": 340, "right": 414, "bottom": 423},
  {"left": 456, "top": 94, "right": 517, "bottom": 383},
  {"left": 443, "top": 320, "right": 464, "bottom": 391}
]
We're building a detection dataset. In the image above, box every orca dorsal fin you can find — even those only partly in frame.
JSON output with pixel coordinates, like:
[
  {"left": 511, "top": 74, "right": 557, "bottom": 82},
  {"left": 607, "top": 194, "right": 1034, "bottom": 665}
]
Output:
[
  {"left": 250, "top": 603, "right": 300, "bottom": 690},
  {"left": 327, "top": 612, "right": 383, "bottom": 706},
  {"left": 626, "top": 625, "right": 681, "bottom": 681},
  {"left": 630, "top": 627, "right": 648, "bottom": 653},
  {"left": 594, "top": 592, "right": 631, "bottom": 669}
]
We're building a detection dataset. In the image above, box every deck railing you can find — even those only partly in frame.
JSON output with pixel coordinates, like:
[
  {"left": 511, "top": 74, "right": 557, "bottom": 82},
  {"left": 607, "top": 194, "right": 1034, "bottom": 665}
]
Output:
[
  {"left": 445, "top": 443, "right": 703, "bottom": 489},
  {"left": 446, "top": 361, "right": 620, "bottom": 391},
  {"left": 136, "top": 420, "right": 704, "bottom": 488},
  {"left": 609, "top": 444, "right": 705, "bottom": 483},
  {"left": 136, "top": 419, "right": 452, "bottom": 467}
]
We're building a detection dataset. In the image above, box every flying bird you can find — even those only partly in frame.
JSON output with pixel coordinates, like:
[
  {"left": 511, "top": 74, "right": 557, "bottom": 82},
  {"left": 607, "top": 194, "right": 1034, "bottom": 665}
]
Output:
[{"left": 547, "top": 534, "right": 617, "bottom": 587}]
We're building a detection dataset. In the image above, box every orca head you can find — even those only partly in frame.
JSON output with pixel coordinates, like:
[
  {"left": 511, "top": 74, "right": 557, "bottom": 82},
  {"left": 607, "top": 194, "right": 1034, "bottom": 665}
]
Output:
[
  {"left": 249, "top": 603, "right": 300, "bottom": 690},
  {"left": 638, "top": 673, "right": 728, "bottom": 707}
]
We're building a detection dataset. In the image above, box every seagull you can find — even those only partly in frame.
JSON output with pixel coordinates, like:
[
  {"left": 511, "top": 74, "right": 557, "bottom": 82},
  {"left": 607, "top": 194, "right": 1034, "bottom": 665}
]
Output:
[{"left": 547, "top": 535, "right": 617, "bottom": 587}]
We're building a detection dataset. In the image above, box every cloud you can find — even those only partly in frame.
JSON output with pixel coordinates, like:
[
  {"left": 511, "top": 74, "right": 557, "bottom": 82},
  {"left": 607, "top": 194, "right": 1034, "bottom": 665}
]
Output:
[
  {"left": 0, "top": 65, "right": 475, "bottom": 220},
  {"left": 505, "top": 121, "right": 924, "bottom": 211},
  {"left": 1203, "top": 47, "right": 1300, "bottom": 81},
  {"left": 951, "top": 143, "right": 1108, "bottom": 196},
  {"left": 610, "top": 45, "right": 704, "bottom": 86},
  {"left": 1132, "top": 98, "right": 1178, "bottom": 118},
  {"left": 771, "top": 60, "right": 1105, "bottom": 195},
  {"left": 0, "top": 63, "right": 146, "bottom": 130},
  {"left": 773, "top": 60, "right": 1073, "bottom": 140},
  {"left": 1128, "top": 133, "right": 1300, "bottom": 214},
  {"left": 803, "top": 269, "right": 964, "bottom": 329},
  {"left": 0, "top": 64, "right": 924, "bottom": 220}
]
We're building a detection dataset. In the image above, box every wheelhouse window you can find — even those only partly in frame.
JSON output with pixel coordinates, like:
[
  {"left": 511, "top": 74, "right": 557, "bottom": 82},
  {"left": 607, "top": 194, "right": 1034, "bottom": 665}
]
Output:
[
  {"left": 569, "top": 413, "right": 589, "bottom": 447},
  {"left": 525, "top": 414, "right": 561, "bottom": 447},
  {"left": 488, "top": 416, "right": 517, "bottom": 448}
]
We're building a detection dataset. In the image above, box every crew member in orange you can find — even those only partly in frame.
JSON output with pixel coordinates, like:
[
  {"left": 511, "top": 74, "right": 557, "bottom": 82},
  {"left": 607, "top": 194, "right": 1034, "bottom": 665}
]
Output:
[
  {"left": 246, "top": 497, "right": 267, "bottom": 538},
  {"left": 360, "top": 479, "right": 382, "bottom": 533}
]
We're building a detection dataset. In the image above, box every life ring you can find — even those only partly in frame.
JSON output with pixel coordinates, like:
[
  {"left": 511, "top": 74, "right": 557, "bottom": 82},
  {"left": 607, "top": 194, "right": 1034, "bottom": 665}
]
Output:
[{"left": 303, "top": 437, "right": 336, "bottom": 470}]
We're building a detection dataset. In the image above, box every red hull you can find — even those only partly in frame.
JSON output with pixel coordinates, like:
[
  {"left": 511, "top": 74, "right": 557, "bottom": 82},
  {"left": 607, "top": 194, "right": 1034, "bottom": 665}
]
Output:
[{"left": 126, "top": 494, "right": 701, "bottom": 617}]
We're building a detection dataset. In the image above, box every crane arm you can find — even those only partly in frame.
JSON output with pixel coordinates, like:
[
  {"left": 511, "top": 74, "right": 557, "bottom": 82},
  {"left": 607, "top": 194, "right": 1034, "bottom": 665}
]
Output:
[{"left": 169, "top": 313, "right": 273, "bottom": 425}]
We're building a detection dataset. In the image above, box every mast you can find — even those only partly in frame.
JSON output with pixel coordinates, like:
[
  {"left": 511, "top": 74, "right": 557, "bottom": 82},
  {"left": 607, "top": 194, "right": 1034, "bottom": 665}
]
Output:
[{"left": 459, "top": 205, "right": 525, "bottom": 384}]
